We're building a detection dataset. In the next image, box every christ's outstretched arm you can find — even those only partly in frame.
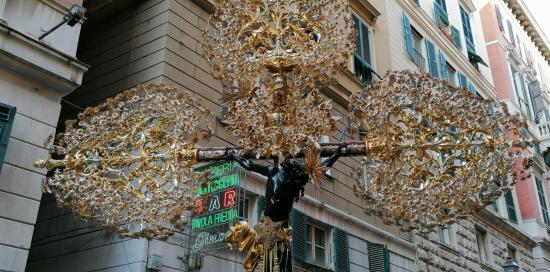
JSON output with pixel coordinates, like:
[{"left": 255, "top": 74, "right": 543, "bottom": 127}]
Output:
[
  {"left": 320, "top": 144, "right": 344, "bottom": 168},
  {"left": 227, "top": 148, "right": 272, "bottom": 176}
]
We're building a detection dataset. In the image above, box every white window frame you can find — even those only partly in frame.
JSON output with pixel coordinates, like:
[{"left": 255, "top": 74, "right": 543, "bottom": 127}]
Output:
[
  {"left": 446, "top": 62, "right": 457, "bottom": 86},
  {"left": 490, "top": 196, "right": 503, "bottom": 217},
  {"left": 438, "top": 225, "right": 454, "bottom": 247},
  {"left": 306, "top": 223, "right": 330, "bottom": 268},
  {"left": 475, "top": 227, "right": 491, "bottom": 263},
  {"left": 238, "top": 196, "right": 250, "bottom": 220}
]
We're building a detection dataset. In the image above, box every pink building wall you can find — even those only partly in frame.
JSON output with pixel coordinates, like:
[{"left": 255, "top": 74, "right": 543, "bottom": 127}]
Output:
[{"left": 480, "top": 2, "right": 540, "bottom": 222}]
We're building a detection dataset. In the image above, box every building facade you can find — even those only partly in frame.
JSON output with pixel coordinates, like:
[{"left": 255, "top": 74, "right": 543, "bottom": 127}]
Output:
[
  {"left": 0, "top": 0, "right": 542, "bottom": 271},
  {"left": 0, "top": 0, "right": 88, "bottom": 271},
  {"left": 479, "top": 0, "right": 550, "bottom": 271}
]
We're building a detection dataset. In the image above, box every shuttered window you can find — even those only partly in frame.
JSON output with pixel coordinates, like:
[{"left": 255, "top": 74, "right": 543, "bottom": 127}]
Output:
[
  {"left": 333, "top": 228, "right": 350, "bottom": 272},
  {"left": 404, "top": 13, "right": 425, "bottom": 70},
  {"left": 438, "top": 51, "right": 448, "bottom": 80},
  {"left": 291, "top": 209, "right": 308, "bottom": 263},
  {"left": 495, "top": 6, "right": 504, "bottom": 32},
  {"left": 507, "top": 20, "right": 516, "bottom": 46},
  {"left": 504, "top": 190, "right": 518, "bottom": 224},
  {"left": 458, "top": 72, "right": 468, "bottom": 89},
  {"left": 257, "top": 195, "right": 266, "bottom": 221},
  {"left": 535, "top": 177, "right": 550, "bottom": 225},
  {"left": 468, "top": 82, "right": 477, "bottom": 95},
  {"left": 511, "top": 67, "right": 532, "bottom": 119},
  {"left": 425, "top": 39, "right": 438, "bottom": 77},
  {"left": 451, "top": 26, "right": 462, "bottom": 49},
  {"left": 460, "top": 6, "right": 475, "bottom": 53},
  {"left": 529, "top": 81, "right": 544, "bottom": 119},
  {"left": 434, "top": 0, "right": 449, "bottom": 27},
  {"left": 403, "top": 13, "right": 414, "bottom": 60},
  {"left": 0, "top": 103, "right": 16, "bottom": 174},
  {"left": 367, "top": 242, "right": 390, "bottom": 272},
  {"left": 353, "top": 15, "right": 372, "bottom": 85}
]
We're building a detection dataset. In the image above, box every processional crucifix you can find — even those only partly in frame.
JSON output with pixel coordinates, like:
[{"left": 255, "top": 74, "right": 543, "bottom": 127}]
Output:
[{"left": 35, "top": 1, "right": 534, "bottom": 272}]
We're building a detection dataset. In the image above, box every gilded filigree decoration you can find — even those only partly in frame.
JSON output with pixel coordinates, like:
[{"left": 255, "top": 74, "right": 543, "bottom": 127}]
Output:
[
  {"left": 224, "top": 85, "right": 338, "bottom": 158},
  {"left": 204, "top": 0, "right": 352, "bottom": 157},
  {"left": 349, "top": 71, "right": 535, "bottom": 231},
  {"left": 35, "top": 84, "right": 213, "bottom": 239},
  {"left": 204, "top": 0, "right": 353, "bottom": 98},
  {"left": 227, "top": 217, "right": 291, "bottom": 272}
]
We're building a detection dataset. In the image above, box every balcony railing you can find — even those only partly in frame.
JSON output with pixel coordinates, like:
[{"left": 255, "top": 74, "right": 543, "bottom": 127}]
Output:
[{"left": 411, "top": 48, "right": 426, "bottom": 71}]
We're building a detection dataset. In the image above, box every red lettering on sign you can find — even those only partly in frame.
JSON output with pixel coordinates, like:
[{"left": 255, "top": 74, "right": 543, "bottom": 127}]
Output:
[
  {"left": 223, "top": 190, "right": 236, "bottom": 208},
  {"left": 193, "top": 197, "right": 206, "bottom": 216}
]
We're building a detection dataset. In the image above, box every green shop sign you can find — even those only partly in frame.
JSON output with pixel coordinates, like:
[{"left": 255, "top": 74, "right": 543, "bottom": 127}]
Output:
[{"left": 191, "top": 161, "right": 241, "bottom": 230}]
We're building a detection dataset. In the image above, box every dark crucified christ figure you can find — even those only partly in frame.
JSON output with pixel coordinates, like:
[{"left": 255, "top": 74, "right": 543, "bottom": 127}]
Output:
[{"left": 227, "top": 147, "right": 343, "bottom": 272}]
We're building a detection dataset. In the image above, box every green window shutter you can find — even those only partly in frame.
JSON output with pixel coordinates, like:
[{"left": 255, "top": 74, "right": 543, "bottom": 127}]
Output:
[
  {"left": 333, "top": 228, "right": 350, "bottom": 272},
  {"left": 403, "top": 12, "right": 414, "bottom": 60},
  {"left": 353, "top": 15, "right": 373, "bottom": 85},
  {"left": 460, "top": 6, "right": 475, "bottom": 53},
  {"left": 451, "top": 26, "right": 462, "bottom": 49},
  {"left": 438, "top": 51, "right": 448, "bottom": 80},
  {"left": 257, "top": 195, "right": 266, "bottom": 220},
  {"left": 435, "top": 0, "right": 447, "bottom": 10},
  {"left": 367, "top": 242, "right": 390, "bottom": 272},
  {"left": 458, "top": 72, "right": 468, "bottom": 89},
  {"left": 468, "top": 82, "right": 477, "bottom": 95},
  {"left": 291, "top": 209, "right": 308, "bottom": 263},
  {"left": 434, "top": 0, "right": 449, "bottom": 27},
  {"left": 0, "top": 103, "right": 16, "bottom": 174},
  {"left": 504, "top": 190, "right": 518, "bottom": 223},
  {"left": 425, "top": 39, "right": 439, "bottom": 77}
]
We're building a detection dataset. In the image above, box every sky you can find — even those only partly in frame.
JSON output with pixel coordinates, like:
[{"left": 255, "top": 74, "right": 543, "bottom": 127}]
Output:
[{"left": 523, "top": 0, "right": 550, "bottom": 41}]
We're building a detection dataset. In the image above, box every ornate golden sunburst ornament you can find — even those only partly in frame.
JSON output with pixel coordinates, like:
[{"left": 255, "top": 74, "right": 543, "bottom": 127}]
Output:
[
  {"left": 304, "top": 137, "right": 327, "bottom": 187},
  {"left": 349, "top": 71, "right": 535, "bottom": 231},
  {"left": 203, "top": 0, "right": 353, "bottom": 158},
  {"left": 35, "top": 84, "right": 213, "bottom": 239}
]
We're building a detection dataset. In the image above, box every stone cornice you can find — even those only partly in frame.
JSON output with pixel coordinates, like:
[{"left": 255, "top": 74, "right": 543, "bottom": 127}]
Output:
[
  {"left": 0, "top": 22, "right": 89, "bottom": 95},
  {"left": 191, "top": 0, "right": 216, "bottom": 14},
  {"left": 475, "top": 208, "right": 538, "bottom": 249},
  {"left": 459, "top": 0, "right": 476, "bottom": 13},
  {"left": 502, "top": 0, "right": 550, "bottom": 65},
  {"left": 39, "top": 0, "right": 70, "bottom": 14},
  {"left": 350, "top": 0, "right": 381, "bottom": 26}
]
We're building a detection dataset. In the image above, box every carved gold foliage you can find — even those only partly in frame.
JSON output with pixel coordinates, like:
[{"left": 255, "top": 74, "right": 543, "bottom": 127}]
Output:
[
  {"left": 36, "top": 84, "right": 213, "bottom": 239},
  {"left": 349, "top": 71, "right": 534, "bottom": 231},
  {"left": 203, "top": 0, "right": 353, "bottom": 157}
]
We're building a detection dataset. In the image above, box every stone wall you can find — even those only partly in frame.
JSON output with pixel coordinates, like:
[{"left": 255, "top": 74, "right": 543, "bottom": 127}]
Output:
[{"left": 416, "top": 213, "right": 536, "bottom": 272}]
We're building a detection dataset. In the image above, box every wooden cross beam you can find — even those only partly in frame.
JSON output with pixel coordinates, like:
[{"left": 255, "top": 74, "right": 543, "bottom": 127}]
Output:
[{"left": 196, "top": 141, "right": 368, "bottom": 161}]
